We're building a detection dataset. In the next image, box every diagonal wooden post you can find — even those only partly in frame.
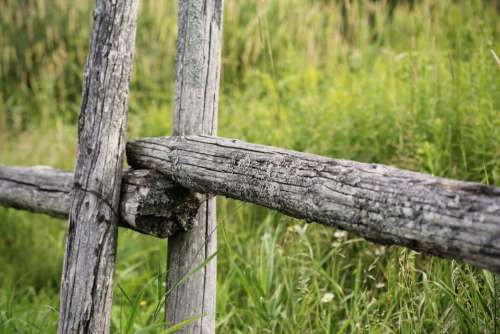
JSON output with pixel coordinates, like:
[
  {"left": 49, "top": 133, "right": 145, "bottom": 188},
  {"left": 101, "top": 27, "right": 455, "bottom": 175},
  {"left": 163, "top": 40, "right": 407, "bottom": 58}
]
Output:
[
  {"left": 166, "top": 0, "right": 223, "bottom": 333},
  {"left": 57, "top": 1, "right": 139, "bottom": 333}
]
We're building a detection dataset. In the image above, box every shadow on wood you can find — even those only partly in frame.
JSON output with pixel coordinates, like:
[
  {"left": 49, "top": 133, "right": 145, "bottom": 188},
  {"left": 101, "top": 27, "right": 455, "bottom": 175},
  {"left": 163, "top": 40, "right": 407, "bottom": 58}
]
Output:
[{"left": 0, "top": 165, "right": 200, "bottom": 238}]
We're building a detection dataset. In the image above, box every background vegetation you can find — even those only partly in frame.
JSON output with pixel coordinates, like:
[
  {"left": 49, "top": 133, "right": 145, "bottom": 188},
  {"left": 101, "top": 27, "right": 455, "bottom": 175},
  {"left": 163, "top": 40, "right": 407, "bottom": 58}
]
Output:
[{"left": 0, "top": 0, "right": 499, "bottom": 332}]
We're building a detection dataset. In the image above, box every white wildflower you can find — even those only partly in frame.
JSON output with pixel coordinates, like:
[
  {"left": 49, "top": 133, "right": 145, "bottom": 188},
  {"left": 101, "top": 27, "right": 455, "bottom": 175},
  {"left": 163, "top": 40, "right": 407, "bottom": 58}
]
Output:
[
  {"left": 320, "top": 292, "right": 334, "bottom": 304},
  {"left": 334, "top": 230, "right": 347, "bottom": 239}
]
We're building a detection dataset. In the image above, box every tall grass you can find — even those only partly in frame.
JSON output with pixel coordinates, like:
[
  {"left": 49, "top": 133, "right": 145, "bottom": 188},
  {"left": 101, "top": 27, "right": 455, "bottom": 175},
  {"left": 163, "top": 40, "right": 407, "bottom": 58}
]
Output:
[{"left": 0, "top": 0, "right": 499, "bottom": 332}]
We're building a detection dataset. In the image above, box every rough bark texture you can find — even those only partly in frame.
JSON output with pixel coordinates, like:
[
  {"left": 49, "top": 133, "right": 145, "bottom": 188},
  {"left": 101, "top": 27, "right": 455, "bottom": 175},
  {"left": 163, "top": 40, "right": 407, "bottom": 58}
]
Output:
[
  {"left": 121, "top": 169, "right": 201, "bottom": 237},
  {"left": 58, "top": 1, "right": 139, "bottom": 333},
  {"left": 127, "top": 135, "right": 500, "bottom": 273},
  {"left": 167, "top": 1, "right": 223, "bottom": 333},
  {"left": 0, "top": 165, "right": 200, "bottom": 238}
]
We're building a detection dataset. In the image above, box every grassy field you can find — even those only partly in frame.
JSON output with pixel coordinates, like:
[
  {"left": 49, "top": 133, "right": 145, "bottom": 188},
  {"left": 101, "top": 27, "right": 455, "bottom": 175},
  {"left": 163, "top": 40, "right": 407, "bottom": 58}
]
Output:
[{"left": 1, "top": 0, "right": 499, "bottom": 332}]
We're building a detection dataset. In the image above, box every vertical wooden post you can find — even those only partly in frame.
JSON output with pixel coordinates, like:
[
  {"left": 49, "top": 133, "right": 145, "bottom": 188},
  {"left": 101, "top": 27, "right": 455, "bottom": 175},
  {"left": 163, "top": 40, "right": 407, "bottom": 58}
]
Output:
[
  {"left": 58, "top": 1, "right": 139, "bottom": 333},
  {"left": 166, "top": 0, "right": 223, "bottom": 333}
]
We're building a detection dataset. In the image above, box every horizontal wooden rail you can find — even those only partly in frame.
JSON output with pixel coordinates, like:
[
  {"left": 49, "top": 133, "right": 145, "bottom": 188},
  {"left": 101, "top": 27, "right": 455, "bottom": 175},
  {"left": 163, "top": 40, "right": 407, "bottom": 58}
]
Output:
[
  {"left": 0, "top": 165, "right": 200, "bottom": 238},
  {"left": 127, "top": 135, "right": 500, "bottom": 273}
]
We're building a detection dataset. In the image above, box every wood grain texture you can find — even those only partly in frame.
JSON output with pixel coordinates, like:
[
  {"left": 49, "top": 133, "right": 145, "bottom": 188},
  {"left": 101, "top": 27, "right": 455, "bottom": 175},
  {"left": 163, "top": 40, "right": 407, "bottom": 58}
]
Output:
[
  {"left": 127, "top": 135, "right": 500, "bottom": 273},
  {"left": 58, "top": 1, "right": 139, "bottom": 333},
  {"left": 0, "top": 165, "right": 72, "bottom": 219},
  {"left": 167, "top": 0, "right": 223, "bottom": 333},
  {"left": 0, "top": 165, "right": 200, "bottom": 238}
]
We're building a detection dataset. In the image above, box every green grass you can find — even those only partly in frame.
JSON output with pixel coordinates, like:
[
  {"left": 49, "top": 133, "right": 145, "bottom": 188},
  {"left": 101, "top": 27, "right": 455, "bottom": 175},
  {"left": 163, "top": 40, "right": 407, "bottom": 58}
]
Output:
[{"left": 0, "top": 0, "right": 499, "bottom": 332}]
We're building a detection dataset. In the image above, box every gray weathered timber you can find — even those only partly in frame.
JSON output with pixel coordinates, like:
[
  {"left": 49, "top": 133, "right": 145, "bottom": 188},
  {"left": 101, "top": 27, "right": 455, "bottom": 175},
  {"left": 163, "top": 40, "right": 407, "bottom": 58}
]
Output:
[
  {"left": 58, "top": 1, "right": 139, "bottom": 333},
  {"left": 167, "top": 0, "right": 223, "bottom": 333},
  {"left": 127, "top": 135, "right": 500, "bottom": 273},
  {"left": 0, "top": 166, "right": 72, "bottom": 219},
  {"left": 0, "top": 165, "right": 200, "bottom": 238}
]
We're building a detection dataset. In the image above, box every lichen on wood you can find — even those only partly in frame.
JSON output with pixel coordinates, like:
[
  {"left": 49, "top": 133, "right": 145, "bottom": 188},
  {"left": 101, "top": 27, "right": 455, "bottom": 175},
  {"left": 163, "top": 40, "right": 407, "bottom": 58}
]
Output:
[{"left": 127, "top": 134, "right": 500, "bottom": 273}]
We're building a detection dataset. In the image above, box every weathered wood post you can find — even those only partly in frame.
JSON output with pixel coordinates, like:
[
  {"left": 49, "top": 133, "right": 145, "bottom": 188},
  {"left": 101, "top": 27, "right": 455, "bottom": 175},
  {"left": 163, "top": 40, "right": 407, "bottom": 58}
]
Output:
[
  {"left": 166, "top": 0, "right": 223, "bottom": 332},
  {"left": 57, "top": 1, "right": 139, "bottom": 333}
]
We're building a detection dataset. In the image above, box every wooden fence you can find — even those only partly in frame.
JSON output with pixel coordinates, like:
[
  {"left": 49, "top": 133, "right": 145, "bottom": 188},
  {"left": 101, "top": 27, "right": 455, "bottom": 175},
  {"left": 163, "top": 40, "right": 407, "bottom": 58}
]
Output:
[{"left": 0, "top": 0, "right": 499, "bottom": 333}]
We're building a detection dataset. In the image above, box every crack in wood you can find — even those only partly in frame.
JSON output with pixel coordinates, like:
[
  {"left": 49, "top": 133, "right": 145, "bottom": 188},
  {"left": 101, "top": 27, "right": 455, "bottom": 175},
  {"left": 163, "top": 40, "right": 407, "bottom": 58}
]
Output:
[{"left": 127, "top": 134, "right": 500, "bottom": 274}]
